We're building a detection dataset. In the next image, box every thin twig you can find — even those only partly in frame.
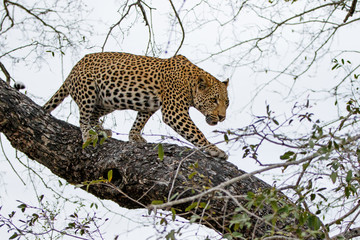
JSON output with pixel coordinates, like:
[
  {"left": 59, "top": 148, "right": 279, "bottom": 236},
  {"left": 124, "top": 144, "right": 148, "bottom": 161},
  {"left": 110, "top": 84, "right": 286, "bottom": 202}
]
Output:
[
  {"left": 0, "top": 135, "right": 26, "bottom": 185},
  {"left": 151, "top": 152, "right": 319, "bottom": 210},
  {"left": 0, "top": 62, "right": 11, "bottom": 84},
  {"left": 137, "top": 0, "right": 149, "bottom": 26},
  {"left": 168, "top": 0, "right": 185, "bottom": 56},
  {"left": 101, "top": 2, "right": 137, "bottom": 52},
  {"left": 327, "top": 201, "right": 360, "bottom": 227}
]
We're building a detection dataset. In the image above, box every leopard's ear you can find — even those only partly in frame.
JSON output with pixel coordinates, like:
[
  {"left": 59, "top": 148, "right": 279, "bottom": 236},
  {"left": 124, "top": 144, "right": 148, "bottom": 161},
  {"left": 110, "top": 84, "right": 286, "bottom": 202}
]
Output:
[
  {"left": 198, "top": 75, "right": 210, "bottom": 91},
  {"left": 222, "top": 78, "right": 229, "bottom": 87}
]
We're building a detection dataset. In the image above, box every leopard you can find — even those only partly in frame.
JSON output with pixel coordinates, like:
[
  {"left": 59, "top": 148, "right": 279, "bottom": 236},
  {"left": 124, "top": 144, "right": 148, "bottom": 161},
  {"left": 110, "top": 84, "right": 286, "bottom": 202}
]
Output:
[{"left": 43, "top": 52, "right": 230, "bottom": 159}]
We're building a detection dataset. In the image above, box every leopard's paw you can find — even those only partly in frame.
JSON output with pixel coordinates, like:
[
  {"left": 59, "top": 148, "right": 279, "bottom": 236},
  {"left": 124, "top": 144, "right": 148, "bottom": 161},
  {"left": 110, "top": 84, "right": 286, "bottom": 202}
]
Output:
[
  {"left": 129, "top": 133, "right": 147, "bottom": 143},
  {"left": 204, "top": 145, "right": 228, "bottom": 160}
]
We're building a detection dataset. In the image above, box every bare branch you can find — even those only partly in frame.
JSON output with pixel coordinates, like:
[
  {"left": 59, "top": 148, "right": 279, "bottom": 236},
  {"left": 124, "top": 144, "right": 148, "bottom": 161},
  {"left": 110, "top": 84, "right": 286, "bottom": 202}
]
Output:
[
  {"left": 344, "top": 0, "right": 358, "bottom": 22},
  {"left": 0, "top": 62, "right": 11, "bottom": 84},
  {"left": 6, "top": 0, "right": 71, "bottom": 48},
  {"left": 101, "top": 1, "right": 151, "bottom": 52},
  {"left": 137, "top": 0, "right": 149, "bottom": 26},
  {"left": 199, "top": 1, "right": 344, "bottom": 63},
  {"left": 1, "top": 0, "right": 14, "bottom": 32}
]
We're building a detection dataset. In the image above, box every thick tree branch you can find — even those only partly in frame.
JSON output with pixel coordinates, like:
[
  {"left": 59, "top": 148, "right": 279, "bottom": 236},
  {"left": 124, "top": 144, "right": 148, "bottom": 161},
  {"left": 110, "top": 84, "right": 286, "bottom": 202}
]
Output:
[{"left": 0, "top": 80, "right": 319, "bottom": 238}]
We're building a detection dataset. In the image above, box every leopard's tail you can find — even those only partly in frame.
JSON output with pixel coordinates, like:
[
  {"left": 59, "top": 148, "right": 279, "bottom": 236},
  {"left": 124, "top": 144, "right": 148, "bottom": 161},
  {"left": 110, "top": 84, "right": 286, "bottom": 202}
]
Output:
[{"left": 43, "top": 79, "right": 69, "bottom": 113}]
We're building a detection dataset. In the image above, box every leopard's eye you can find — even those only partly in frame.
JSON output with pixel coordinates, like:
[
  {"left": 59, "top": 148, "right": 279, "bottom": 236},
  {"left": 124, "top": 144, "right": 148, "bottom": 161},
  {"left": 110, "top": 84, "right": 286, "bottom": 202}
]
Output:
[{"left": 211, "top": 98, "right": 218, "bottom": 104}]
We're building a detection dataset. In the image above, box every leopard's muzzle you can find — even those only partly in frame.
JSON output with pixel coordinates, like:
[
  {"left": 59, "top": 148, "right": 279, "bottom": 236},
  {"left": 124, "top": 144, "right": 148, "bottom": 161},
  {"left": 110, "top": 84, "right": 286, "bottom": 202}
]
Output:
[{"left": 206, "top": 114, "right": 225, "bottom": 126}]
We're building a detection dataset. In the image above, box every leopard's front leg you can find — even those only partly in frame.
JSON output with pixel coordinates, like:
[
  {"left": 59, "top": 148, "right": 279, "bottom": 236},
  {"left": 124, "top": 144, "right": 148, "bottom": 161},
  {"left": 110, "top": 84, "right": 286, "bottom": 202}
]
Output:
[
  {"left": 161, "top": 105, "right": 227, "bottom": 160},
  {"left": 129, "top": 111, "right": 155, "bottom": 143}
]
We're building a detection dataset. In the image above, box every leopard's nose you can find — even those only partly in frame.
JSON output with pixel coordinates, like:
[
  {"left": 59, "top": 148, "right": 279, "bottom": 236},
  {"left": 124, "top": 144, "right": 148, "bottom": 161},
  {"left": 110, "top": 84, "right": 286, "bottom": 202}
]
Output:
[{"left": 219, "top": 115, "right": 225, "bottom": 122}]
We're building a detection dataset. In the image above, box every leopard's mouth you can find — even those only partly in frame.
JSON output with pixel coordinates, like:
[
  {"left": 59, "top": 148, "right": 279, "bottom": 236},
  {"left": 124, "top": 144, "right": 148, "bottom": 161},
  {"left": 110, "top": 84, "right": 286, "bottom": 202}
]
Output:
[{"left": 206, "top": 115, "right": 218, "bottom": 126}]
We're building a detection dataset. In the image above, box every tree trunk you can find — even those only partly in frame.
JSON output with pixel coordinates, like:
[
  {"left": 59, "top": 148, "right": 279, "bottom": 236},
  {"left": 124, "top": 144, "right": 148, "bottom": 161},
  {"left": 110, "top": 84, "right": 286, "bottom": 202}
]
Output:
[{"left": 0, "top": 80, "right": 303, "bottom": 238}]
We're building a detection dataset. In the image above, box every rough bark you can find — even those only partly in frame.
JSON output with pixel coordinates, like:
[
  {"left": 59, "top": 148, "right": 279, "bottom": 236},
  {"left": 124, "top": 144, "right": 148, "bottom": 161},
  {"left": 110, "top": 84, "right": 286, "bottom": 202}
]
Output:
[{"left": 0, "top": 80, "right": 298, "bottom": 238}]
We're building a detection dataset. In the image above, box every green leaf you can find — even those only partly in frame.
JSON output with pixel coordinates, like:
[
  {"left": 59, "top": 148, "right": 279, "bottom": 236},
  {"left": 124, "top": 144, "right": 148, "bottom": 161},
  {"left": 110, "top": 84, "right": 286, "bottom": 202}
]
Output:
[
  {"left": 188, "top": 171, "right": 197, "bottom": 180},
  {"left": 199, "top": 202, "right": 210, "bottom": 209},
  {"left": 158, "top": 144, "right": 164, "bottom": 161},
  {"left": 108, "top": 170, "right": 113, "bottom": 182},
  {"left": 270, "top": 200, "right": 279, "bottom": 212},
  {"left": 90, "top": 202, "right": 98, "bottom": 209},
  {"left": 194, "top": 161, "right": 199, "bottom": 168},
  {"left": 185, "top": 202, "right": 198, "bottom": 212},
  {"left": 310, "top": 194, "right": 316, "bottom": 201},
  {"left": 280, "top": 151, "right": 295, "bottom": 160},
  {"left": 272, "top": 118, "right": 279, "bottom": 125},
  {"left": 223, "top": 233, "right": 233, "bottom": 240},
  {"left": 306, "top": 180, "right": 313, "bottom": 190},
  {"left": 99, "top": 133, "right": 107, "bottom": 145},
  {"left": 190, "top": 214, "right": 200, "bottom": 223},
  {"left": 89, "top": 129, "right": 96, "bottom": 135},
  {"left": 331, "top": 63, "right": 339, "bottom": 70},
  {"left": 224, "top": 133, "right": 229, "bottom": 143},
  {"left": 278, "top": 205, "right": 289, "bottom": 215},
  {"left": 169, "top": 192, "right": 179, "bottom": 201},
  {"left": 317, "top": 187, "right": 326, "bottom": 192},
  {"left": 17, "top": 203, "right": 27, "bottom": 213},
  {"left": 151, "top": 200, "right": 164, "bottom": 205},
  {"left": 345, "top": 186, "right": 350, "bottom": 198},
  {"left": 232, "top": 232, "right": 243, "bottom": 237},
  {"left": 171, "top": 208, "right": 176, "bottom": 221},
  {"left": 330, "top": 171, "right": 338, "bottom": 184},
  {"left": 82, "top": 139, "right": 91, "bottom": 149},
  {"left": 160, "top": 217, "right": 168, "bottom": 225},
  {"left": 346, "top": 170, "right": 352, "bottom": 183},
  {"left": 92, "top": 137, "right": 98, "bottom": 147},
  {"left": 309, "top": 140, "right": 315, "bottom": 148},
  {"left": 165, "top": 230, "right": 175, "bottom": 240},
  {"left": 262, "top": 213, "right": 275, "bottom": 223},
  {"left": 9, "top": 233, "right": 18, "bottom": 239},
  {"left": 331, "top": 161, "right": 340, "bottom": 170},
  {"left": 339, "top": 118, "right": 346, "bottom": 130},
  {"left": 302, "top": 162, "right": 309, "bottom": 171},
  {"left": 307, "top": 215, "right": 321, "bottom": 230}
]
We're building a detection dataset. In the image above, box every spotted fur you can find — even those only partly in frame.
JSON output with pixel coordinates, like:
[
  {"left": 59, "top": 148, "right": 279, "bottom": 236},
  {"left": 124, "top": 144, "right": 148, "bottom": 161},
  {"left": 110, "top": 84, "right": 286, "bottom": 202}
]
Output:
[{"left": 43, "top": 52, "right": 229, "bottom": 159}]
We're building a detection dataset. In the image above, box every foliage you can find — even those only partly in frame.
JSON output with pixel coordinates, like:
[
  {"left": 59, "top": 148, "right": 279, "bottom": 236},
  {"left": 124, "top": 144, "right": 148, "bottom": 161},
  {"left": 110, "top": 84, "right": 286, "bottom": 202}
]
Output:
[{"left": 82, "top": 129, "right": 108, "bottom": 149}]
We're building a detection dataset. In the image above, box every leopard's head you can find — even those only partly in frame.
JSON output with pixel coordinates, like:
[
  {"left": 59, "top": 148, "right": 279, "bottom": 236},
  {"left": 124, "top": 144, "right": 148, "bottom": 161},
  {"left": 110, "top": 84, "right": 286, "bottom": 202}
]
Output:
[{"left": 193, "top": 75, "right": 229, "bottom": 126}]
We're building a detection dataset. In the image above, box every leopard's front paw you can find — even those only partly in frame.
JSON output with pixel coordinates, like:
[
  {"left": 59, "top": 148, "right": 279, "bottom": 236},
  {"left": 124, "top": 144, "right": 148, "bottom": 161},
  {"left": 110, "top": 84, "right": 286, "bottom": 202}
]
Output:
[{"left": 204, "top": 145, "right": 228, "bottom": 160}]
